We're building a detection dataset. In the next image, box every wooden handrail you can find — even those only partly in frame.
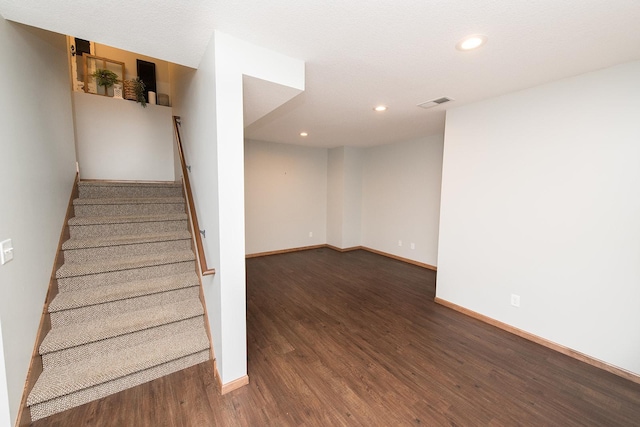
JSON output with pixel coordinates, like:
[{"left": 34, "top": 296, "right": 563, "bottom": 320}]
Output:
[{"left": 173, "top": 116, "right": 216, "bottom": 276}]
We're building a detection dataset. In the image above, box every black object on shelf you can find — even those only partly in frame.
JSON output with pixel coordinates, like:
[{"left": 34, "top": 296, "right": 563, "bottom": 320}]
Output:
[
  {"left": 75, "top": 38, "right": 91, "bottom": 56},
  {"left": 136, "top": 59, "right": 156, "bottom": 103}
]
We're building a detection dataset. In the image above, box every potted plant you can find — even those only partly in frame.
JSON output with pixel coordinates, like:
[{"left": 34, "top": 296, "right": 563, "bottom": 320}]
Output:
[
  {"left": 91, "top": 69, "right": 119, "bottom": 95},
  {"left": 124, "top": 77, "right": 147, "bottom": 107},
  {"left": 132, "top": 77, "right": 147, "bottom": 108}
]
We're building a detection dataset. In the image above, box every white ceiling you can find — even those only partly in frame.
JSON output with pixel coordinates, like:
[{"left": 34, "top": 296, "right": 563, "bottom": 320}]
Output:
[{"left": 1, "top": 0, "right": 640, "bottom": 148}]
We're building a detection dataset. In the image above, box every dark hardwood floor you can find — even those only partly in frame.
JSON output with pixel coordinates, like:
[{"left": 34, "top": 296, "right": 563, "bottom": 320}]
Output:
[{"left": 32, "top": 248, "right": 640, "bottom": 426}]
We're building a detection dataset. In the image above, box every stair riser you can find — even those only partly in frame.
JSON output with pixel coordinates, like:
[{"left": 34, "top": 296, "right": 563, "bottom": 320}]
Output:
[
  {"left": 79, "top": 185, "right": 183, "bottom": 199},
  {"left": 63, "top": 239, "right": 192, "bottom": 263},
  {"left": 51, "top": 286, "right": 201, "bottom": 328},
  {"left": 43, "top": 316, "right": 206, "bottom": 369},
  {"left": 57, "top": 261, "right": 196, "bottom": 292},
  {"left": 31, "top": 350, "right": 210, "bottom": 421},
  {"left": 69, "top": 220, "right": 188, "bottom": 238},
  {"left": 74, "top": 202, "right": 185, "bottom": 217}
]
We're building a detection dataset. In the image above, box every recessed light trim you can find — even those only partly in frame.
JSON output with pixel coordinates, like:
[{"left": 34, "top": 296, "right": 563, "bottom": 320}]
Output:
[
  {"left": 300, "top": 132, "right": 308, "bottom": 137},
  {"left": 456, "top": 34, "right": 488, "bottom": 51},
  {"left": 374, "top": 105, "right": 388, "bottom": 112}
]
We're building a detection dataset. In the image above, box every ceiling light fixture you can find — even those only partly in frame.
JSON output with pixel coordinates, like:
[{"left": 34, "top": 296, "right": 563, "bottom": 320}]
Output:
[
  {"left": 374, "top": 105, "right": 387, "bottom": 112},
  {"left": 456, "top": 34, "right": 488, "bottom": 51},
  {"left": 300, "top": 132, "right": 308, "bottom": 137}
]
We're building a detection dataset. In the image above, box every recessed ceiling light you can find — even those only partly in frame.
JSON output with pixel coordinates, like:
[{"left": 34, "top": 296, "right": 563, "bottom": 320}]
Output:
[
  {"left": 374, "top": 105, "right": 387, "bottom": 112},
  {"left": 300, "top": 132, "right": 308, "bottom": 137},
  {"left": 456, "top": 34, "right": 488, "bottom": 51}
]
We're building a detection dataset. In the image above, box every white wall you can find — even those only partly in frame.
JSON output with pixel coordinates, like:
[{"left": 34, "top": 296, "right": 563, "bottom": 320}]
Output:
[
  {"left": 245, "top": 140, "right": 327, "bottom": 254},
  {"left": 0, "top": 19, "right": 77, "bottom": 425},
  {"left": 326, "top": 147, "right": 344, "bottom": 247},
  {"left": 342, "top": 147, "right": 364, "bottom": 248},
  {"left": 171, "top": 30, "right": 304, "bottom": 385},
  {"left": 0, "top": 319, "right": 10, "bottom": 427},
  {"left": 74, "top": 91, "right": 175, "bottom": 181},
  {"left": 327, "top": 147, "right": 364, "bottom": 249},
  {"left": 170, "top": 40, "right": 224, "bottom": 380},
  {"left": 251, "top": 137, "right": 443, "bottom": 263},
  {"left": 361, "top": 136, "right": 444, "bottom": 266},
  {"left": 437, "top": 60, "right": 640, "bottom": 375}
]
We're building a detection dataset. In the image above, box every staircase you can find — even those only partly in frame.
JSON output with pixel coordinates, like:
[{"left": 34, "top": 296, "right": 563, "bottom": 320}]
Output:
[{"left": 27, "top": 181, "right": 211, "bottom": 421}]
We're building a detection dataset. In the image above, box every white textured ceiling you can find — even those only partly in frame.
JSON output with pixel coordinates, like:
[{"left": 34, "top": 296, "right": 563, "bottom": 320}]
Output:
[
  {"left": 0, "top": 0, "right": 216, "bottom": 68},
  {"left": 2, "top": 0, "right": 640, "bottom": 147}
]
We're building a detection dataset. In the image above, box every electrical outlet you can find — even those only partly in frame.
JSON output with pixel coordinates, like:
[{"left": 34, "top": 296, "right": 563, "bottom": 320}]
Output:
[
  {"left": 410, "top": 243, "right": 415, "bottom": 250},
  {"left": 309, "top": 231, "right": 313, "bottom": 238},
  {"left": 398, "top": 240, "right": 402, "bottom": 247},
  {"left": 1, "top": 239, "right": 14, "bottom": 265},
  {"left": 510, "top": 294, "right": 520, "bottom": 307}
]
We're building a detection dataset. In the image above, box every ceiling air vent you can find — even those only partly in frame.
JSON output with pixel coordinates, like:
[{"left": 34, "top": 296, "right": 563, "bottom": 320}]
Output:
[{"left": 417, "top": 97, "right": 454, "bottom": 109}]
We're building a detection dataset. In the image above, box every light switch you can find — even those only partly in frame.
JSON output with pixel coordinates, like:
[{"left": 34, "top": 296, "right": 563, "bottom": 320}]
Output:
[{"left": 1, "top": 239, "right": 14, "bottom": 265}]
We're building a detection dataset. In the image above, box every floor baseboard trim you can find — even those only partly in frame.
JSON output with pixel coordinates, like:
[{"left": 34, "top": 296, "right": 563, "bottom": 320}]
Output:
[
  {"left": 358, "top": 247, "right": 437, "bottom": 271},
  {"left": 218, "top": 374, "right": 250, "bottom": 395},
  {"left": 246, "top": 244, "right": 438, "bottom": 271},
  {"left": 245, "top": 245, "right": 326, "bottom": 258},
  {"left": 434, "top": 297, "right": 640, "bottom": 386},
  {"left": 325, "top": 245, "right": 362, "bottom": 252},
  {"left": 214, "top": 360, "right": 249, "bottom": 395}
]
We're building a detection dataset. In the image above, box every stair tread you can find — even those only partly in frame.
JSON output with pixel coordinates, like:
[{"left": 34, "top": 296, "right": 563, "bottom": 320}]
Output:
[
  {"left": 68, "top": 213, "right": 187, "bottom": 226},
  {"left": 56, "top": 250, "right": 195, "bottom": 279},
  {"left": 28, "top": 327, "right": 209, "bottom": 405},
  {"left": 40, "top": 298, "right": 204, "bottom": 354},
  {"left": 42, "top": 317, "right": 205, "bottom": 369},
  {"left": 62, "top": 231, "right": 191, "bottom": 250},
  {"left": 73, "top": 197, "right": 185, "bottom": 206},
  {"left": 78, "top": 181, "right": 182, "bottom": 188},
  {"left": 49, "top": 272, "right": 199, "bottom": 312}
]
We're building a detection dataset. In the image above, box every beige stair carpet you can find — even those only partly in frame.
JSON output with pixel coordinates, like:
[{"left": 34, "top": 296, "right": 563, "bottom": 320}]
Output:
[{"left": 27, "top": 181, "right": 211, "bottom": 421}]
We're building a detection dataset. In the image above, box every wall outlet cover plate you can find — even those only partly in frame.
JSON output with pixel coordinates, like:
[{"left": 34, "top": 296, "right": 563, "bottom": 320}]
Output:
[{"left": 1, "top": 239, "right": 14, "bottom": 265}]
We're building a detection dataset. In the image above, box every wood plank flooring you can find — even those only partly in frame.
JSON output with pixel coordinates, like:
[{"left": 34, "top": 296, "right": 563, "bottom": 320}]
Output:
[{"left": 32, "top": 248, "right": 640, "bottom": 426}]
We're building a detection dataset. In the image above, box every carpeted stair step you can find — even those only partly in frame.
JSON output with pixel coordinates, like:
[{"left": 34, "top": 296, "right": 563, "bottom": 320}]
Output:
[
  {"left": 62, "top": 231, "right": 193, "bottom": 263},
  {"left": 50, "top": 286, "right": 200, "bottom": 328},
  {"left": 29, "top": 329, "right": 210, "bottom": 421},
  {"left": 32, "top": 350, "right": 210, "bottom": 421},
  {"left": 39, "top": 298, "right": 204, "bottom": 356},
  {"left": 49, "top": 271, "right": 199, "bottom": 312},
  {"left": 73, "top": 197, "right": 186, "bottom": 217},
  {"left": 78, "top": 181, "right": 183, "bottom": 199},
  {"left": 57, "top": 260, "right": 196, "bottom": 293},
  {"left": 42, "top": 316, "right": 206, "bottom": 369},
  {"left": 68, "top": 213, "right": 188, "bottom": 238},
  {"left": 56, "top": 250, "right": 195, "bottom": 292},
  {"left": 56, "top": 249, "right": 195, "bottom": 280}
]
